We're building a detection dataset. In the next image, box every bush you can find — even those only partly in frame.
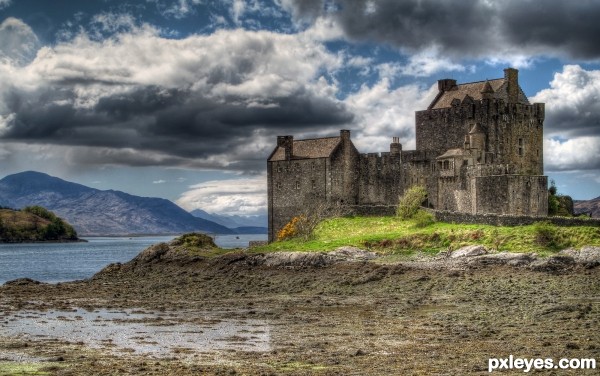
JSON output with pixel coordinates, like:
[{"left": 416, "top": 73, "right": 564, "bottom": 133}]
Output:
[
  {"left": 412, "top": 210, "right": 435, "bottom": 228},
  {"left": 397, "top": 186, "right": 427, "bottom": 219},
  {"left": 172, "top": 233, "right": 216, "bottom": 248},
  {"left": 277, "top": 215, "right": 306, "bottom": 241}
]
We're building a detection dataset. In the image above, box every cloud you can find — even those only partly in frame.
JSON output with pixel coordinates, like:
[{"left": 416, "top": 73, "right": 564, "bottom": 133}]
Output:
[
  {"left": 281, "top": 0, "right": 600, "bottom": 61},
  {"left": 544, "top": 137, "right": 600, "bottom": 171},
  {"left": 531, "top": 65, "right": 600, "bottom": 139},
  {"left": 0, "top": 18, "right": 39, "bottom": 66},
  {"left": 153, "top": 179, "right": 167, "bottom": 184},
  {"left": 344, "top": 79, "right": 437, "bottom": 151},
  {"left": 0, "top": 20, "right": 351, "bottom": 171},
  {"left": 529, "top": 65, "right": 600, "bottom": 171},
  {"left": 0, "top": 0, "right": 10, "bottom": 10},
  {"left": 176, "top": 175, "right": 267, "bottom": 215}
]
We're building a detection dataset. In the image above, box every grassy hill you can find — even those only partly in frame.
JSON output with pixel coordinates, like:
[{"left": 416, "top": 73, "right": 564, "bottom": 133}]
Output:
[
  {"left": 0, "top": 206, "right": 79, "bottom": 242},
  {"left": 255, "top": 215, "right": 600, "bottom": 256}
]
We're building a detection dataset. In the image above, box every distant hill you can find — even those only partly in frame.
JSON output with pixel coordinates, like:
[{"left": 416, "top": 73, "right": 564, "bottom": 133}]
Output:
[
  {"left": 190, "top": 209, "right": 267, "bottom": 234},
  {"left": 0, "top": 171, "right": 234, "bottom": 236},
  {"left": 574, "top": 196, "right": 600, "bottom": 218},
  {"left": 0, "top": 206, "right": 79, "bottom": 242}
]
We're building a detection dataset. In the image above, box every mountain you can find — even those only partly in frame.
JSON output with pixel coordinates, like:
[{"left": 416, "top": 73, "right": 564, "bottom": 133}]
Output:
[
  {"left": 574, "top": 196, "right": 600, "bottom": 218},
  {"left": 0, "top": 171, "right": 233, "bottom": 236},
  {"left": 190, "top": 209, "right": 267, "bottom": 233}
]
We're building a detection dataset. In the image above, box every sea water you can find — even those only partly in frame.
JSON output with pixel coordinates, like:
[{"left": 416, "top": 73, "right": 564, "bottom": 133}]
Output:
[{"left": 0, "top": 234, "right": 266, "bottom": 284}]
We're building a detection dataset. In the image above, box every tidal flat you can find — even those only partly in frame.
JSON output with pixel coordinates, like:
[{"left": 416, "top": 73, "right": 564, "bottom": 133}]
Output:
[{"left": 1, "top": 244, "right": 599, "bottom": 375}]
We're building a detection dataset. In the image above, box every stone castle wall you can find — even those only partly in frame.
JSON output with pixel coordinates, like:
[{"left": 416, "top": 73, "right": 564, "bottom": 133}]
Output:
[{"left": 431, "top": 209, "right": 600, "bottom": 227}]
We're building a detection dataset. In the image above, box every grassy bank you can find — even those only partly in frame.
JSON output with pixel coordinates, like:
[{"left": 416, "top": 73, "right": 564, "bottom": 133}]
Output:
[{"left": 254, "top": 215, "right": 600, "bottom": 256}]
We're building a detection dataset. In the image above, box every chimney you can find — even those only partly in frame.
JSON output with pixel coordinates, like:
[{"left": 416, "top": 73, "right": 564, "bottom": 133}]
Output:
[
  {"left": 438, "top": 79, "right": 457, "bottom": 92},
  {"left": 340, "top": 129, "right": 351, "bottom": 141},
  {"left": 504, "top": 68, "right": 519, "bottom": 103},
  {"left": 277, "top": 135, "right": 293, "bottom": 160},
  {"left": 390, "top": 137, "right": 402, "bottom": 156}
]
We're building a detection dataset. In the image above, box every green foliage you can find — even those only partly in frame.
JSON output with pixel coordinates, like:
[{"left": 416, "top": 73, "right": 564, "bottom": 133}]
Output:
[
  {"left": 23, "top": 206, "right": 58, "bottom": 221},
  {"left": 412, "top": 210, "right": 435, "bottom": 228},
  {"left": 547, "top": 180, "right": 573, "bottom": 216},
  {"left": 397, "top": 186, "right": 427, "bottom": 219},
  {"left": 0, "top": 207, "right": 78, "bottom": 242},
  {"left": 171, "top": 233, "right": 217, "bottom": 249}
]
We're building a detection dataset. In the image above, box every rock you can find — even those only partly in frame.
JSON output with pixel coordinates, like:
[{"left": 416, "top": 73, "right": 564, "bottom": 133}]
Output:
[
  {"left": 467, "top": 252, "right": 536, "bottom": 267},
  {"left": 4, "top": 278, "right": 44, "bottom": 286},
  {"left": 529, "top": 255, "right": 575, "bottom": 273},
  {"left": 450, "top": 245, "right": 487, "bottom": 258},
  {"left": 560, "top": 246, "right": 600, "bottom": 268},
  {"left": 329, "top": 246, "right": 378, "bottom": 261}
]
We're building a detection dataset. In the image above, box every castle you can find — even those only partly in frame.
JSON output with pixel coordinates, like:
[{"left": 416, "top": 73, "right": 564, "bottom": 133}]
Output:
[{"left": 267, "top": 68, "right": 548, "bottom": 241}]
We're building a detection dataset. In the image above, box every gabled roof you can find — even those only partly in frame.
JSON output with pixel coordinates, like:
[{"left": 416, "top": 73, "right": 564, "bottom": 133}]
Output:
[
  {"left": 430, "top": 79, "right": 504, "bottom": 109},
  {"left": 268, "top": 137, "right": 341, "bottom": 161}
]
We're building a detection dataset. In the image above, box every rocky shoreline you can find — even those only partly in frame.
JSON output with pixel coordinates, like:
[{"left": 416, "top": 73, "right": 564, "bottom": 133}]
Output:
[{"left": 1, "top": 239, "right": 599, "bottom": 375}]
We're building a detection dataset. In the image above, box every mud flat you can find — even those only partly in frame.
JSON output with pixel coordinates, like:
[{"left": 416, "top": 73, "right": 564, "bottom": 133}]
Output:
[{"left": 1, "top": 241, "right": 599, "bottom": 375}]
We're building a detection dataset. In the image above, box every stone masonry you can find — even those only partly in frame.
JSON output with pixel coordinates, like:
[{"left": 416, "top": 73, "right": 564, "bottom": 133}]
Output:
[{"left": 267, "top": 68, "right": 548, "bottom": 241}]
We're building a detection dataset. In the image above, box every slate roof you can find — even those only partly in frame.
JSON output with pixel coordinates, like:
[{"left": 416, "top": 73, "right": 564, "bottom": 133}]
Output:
[
  {"left": 430, "top": 79, "right": 504, "bottom": 109},
  {"left": 268, "top": 137, "right": 341, "bottom": 161}
]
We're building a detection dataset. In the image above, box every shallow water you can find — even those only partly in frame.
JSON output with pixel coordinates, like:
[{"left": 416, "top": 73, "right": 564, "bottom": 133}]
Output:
[
  {"left": 0, "top": 234, "right": 267, "bottom": 284},
  {"left": 0, "top": 308, "right": 271, "bottom": 356}
]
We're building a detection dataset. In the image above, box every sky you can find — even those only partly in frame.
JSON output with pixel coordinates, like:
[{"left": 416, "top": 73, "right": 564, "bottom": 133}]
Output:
[{"left": 0, "top": 0, "right": 599, "bottom": 216}]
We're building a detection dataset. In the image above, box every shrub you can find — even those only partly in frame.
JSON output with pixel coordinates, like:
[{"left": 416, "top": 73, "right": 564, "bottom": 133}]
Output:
[
  {"left": 412, "top": 210, "right": 435, "bottom": 228},
  {"left": 172, "top": 233, "right": 217, "bottom": 248},
  {"left": 276, "top": 215, "right": 306, "bottom": 241},
  {"left": 397, "top": 186, "right": 427, "bottom": 219}
]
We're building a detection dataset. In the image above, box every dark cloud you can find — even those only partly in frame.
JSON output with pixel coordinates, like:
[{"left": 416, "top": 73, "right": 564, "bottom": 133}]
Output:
[
  {"left": 285, "top": 0, "right": 600, "bottom": 60},
  {"left": 1, "top": 83, "right": 352, "bottom": 167}
]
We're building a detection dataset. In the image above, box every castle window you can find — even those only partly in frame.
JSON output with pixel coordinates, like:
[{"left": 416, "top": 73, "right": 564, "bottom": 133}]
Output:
[
  {"left": 312, "top": 180, "right": 316, "bottom": 189},
  {"left": 518, "top": 138, "right": 524, "bottom": 156},
  {"left": 277, "top": 166, "right": 282, "bottom": 173},
  {"left": 276, "top": 182, "right": 282, "bottom": 189},
  {"left": 295, "top": 181, "right": 300, "bottom": 190}
]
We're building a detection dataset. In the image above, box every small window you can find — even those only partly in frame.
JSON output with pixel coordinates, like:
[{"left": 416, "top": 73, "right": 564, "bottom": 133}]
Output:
[
  {"left": 311, "top": 180, "right": 316, "bottom": 189},
  {"left": 276, "top": 182, "right": 282, "bottom": 189},
  {"left": 518, "top": 138, "right": 524, "bottom": 156},
  {"left": 295, "top": 181, "right": 300, "bottom": 190},
  {"left": 277, "top": 166, "right": 282, "bottom": 173},
  {"left": 311, "top": 162, "right": 315, "bottom": 170}
]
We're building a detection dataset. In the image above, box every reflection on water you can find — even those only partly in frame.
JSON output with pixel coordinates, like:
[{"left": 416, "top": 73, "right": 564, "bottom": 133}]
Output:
[{"left": 1, "top": 308, "right": 271, "bottom": 356}]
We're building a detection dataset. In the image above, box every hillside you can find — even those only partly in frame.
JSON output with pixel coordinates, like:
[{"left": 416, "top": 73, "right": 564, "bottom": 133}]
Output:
[
  {"left": 574, "top": 196, "right": 600, "bottom": 218},
  {"left": 0, "top": 206, "right": 79, "bottom": 242},
  {"left": 0, "top": 171, "right": 233, "bottom": 236}
]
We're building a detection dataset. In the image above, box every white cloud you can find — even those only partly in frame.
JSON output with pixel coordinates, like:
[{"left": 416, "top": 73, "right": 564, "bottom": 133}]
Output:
[
  {"left": 153, "top": 179, "right": 167, "bottom": 184},
  {"left": 0, "top": 0, "right": 10, "bottom": 10},
  {"left": 532, "top": 65, "right": 600, "bottom": 137},
  {"left": 343, "top": 79, "right": 438, "bottom": 151},
  {"left": 0, "top": 17, "right": 39, "bottom": 66},
  {"left": 531, "top": 65, "right": 600, "bottom": 171},
  {"left": 176, "top": 175, "right": 267, "bottom": 215},
  {"left": 400, "top": 48, "right": 468, "bottom": 77},
  {"left": 231, "top": 0, "right": 246, "bottom": 25},
  {"left": 544, "top": 137, "right": 600, "bottom": 171}
]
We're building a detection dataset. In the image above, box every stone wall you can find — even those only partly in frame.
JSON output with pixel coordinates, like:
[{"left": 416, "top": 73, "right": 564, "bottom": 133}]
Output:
[{"left": 431, "top": 209, "right": 600, "bottom": 227}]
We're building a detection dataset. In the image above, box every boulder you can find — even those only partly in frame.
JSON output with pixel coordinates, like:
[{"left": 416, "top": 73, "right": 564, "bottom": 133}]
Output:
[{"left": 450, "top": 245, "right": 487, "bottom": 258}]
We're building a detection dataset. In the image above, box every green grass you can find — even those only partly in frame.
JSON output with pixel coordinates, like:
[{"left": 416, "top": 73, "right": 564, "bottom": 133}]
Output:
[
  {"left": 253, "top": 215, "right": 600, "bottom": 256},
  {"left": 0, "top": 361, "right": 64, "bottom": 376}
]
